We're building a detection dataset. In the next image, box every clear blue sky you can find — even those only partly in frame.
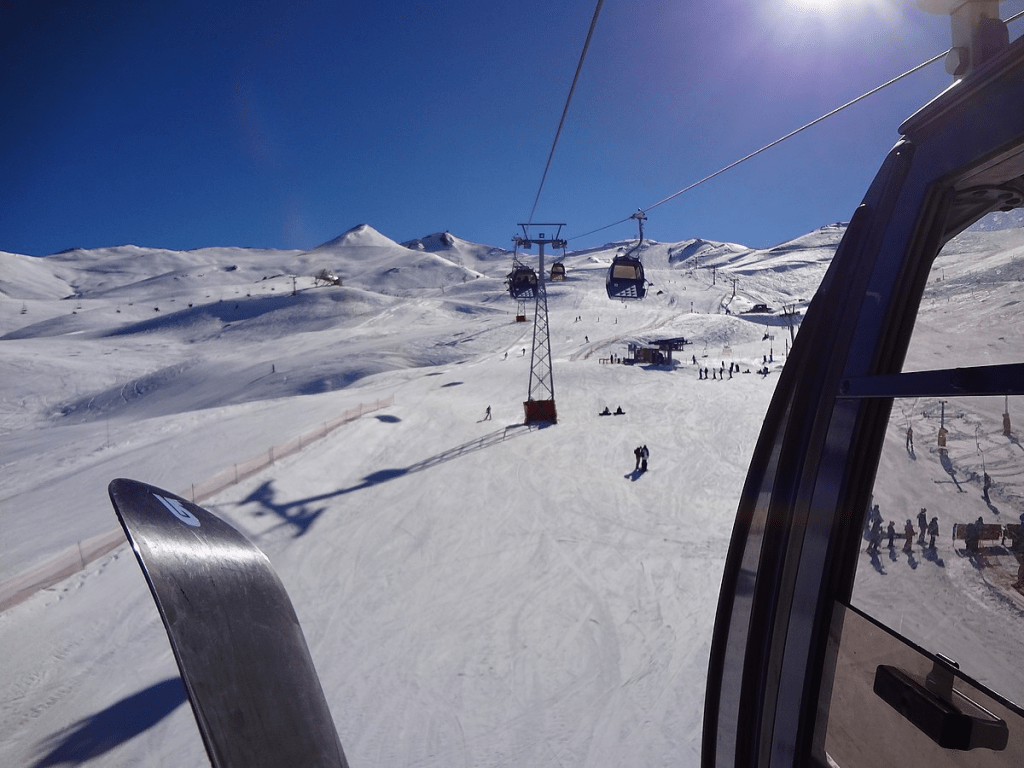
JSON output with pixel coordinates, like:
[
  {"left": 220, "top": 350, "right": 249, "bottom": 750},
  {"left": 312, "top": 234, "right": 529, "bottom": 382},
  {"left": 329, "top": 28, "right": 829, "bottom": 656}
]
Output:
[{"left": 3, "top": 0, "right": 1023, "bottom": 256}]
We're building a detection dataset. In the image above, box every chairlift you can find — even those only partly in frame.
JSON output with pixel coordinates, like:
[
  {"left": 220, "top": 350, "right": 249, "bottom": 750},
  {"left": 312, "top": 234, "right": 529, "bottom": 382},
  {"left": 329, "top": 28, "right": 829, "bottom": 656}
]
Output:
[
  {"left": 606, "top": 210, "right": 648, "bottom": 300},
  {"left": 550, "top": 261, "right": 566, "bottom": 281}
]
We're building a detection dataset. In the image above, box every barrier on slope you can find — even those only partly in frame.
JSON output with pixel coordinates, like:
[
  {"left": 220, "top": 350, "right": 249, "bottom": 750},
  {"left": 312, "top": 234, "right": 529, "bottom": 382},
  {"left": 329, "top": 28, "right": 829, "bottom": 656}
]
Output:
[
  {"left": 187, "top": 396, "right": 394, "bottom": 502},
  {"left": 0, "top": 395, "right": 395, "bottom": 613}
]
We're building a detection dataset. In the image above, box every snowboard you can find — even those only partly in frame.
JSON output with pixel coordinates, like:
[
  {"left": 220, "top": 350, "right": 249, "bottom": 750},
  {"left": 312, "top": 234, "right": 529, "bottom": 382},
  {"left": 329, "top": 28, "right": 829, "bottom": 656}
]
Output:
[{"left": 108, "top": 478, "right": 348, "bottom": 768}]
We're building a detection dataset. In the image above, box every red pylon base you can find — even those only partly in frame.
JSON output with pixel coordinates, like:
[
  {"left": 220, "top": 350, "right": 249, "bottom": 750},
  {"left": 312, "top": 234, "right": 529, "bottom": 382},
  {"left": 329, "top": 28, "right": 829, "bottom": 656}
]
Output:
[{"left": 524, "top": 399, "right": 557, "bottom": 425}]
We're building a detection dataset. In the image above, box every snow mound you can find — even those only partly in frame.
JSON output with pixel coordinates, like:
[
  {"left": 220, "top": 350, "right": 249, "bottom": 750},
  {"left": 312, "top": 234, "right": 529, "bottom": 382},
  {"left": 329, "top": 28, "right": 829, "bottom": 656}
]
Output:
[
  {"left": 403, "top": 232, "right": 513, "bottom": 274},
  {"left": 0, "top": 251, "right": 76, "bottom": 300},
  {"left": 315, "top": 224, "right": 403, "bottom": 251}
]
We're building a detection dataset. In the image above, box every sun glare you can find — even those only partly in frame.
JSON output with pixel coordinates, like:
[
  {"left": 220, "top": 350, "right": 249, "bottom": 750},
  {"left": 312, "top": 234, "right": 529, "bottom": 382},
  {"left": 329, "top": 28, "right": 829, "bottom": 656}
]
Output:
[
  {"left": 778, "top": 0, "right": 900, "bottom": 27},
  {"left": 785, "top": 0, "right": 849, "bottom": 17}
]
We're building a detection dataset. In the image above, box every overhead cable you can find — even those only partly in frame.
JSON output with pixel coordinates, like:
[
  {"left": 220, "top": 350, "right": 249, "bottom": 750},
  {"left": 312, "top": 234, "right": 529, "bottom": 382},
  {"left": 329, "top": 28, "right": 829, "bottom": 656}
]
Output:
[
  {"left": 568, "top": 47, "right": 949, "bottom": 243},
  {"left": 526, "top": 0, "right": 604, "bottom": 226}
]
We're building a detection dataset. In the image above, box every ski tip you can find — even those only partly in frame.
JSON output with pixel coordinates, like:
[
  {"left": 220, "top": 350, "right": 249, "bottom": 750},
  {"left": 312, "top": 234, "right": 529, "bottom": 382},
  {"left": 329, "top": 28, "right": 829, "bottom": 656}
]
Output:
[
  {"left": 106, "top": 477, "right": 350, "bottom": 768},
  {"left": 108, "top": 479, "right": 206, "bottom": 532}
]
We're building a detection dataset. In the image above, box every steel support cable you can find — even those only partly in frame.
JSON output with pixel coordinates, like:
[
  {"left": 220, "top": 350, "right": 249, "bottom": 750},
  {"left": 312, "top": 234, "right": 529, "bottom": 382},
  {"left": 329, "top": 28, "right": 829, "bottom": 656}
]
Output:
[
  {"left": 526, "top": 0, "right": 604, "bottom": 226},
  {"left": 567, "top": 48, "right": 949, "bottom": 243}
]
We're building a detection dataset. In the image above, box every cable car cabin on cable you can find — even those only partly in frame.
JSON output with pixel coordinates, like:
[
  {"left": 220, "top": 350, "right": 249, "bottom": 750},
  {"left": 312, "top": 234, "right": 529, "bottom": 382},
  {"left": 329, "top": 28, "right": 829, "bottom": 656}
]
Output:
[
  {"left": 606, "top": 255, "right": 646, "bottom": 300},
  {"left": 550, "top": 262, "right": 566, "bottom": 281},
  {"left": 506, "top": 265, "right": 538, "bottom": 300}
]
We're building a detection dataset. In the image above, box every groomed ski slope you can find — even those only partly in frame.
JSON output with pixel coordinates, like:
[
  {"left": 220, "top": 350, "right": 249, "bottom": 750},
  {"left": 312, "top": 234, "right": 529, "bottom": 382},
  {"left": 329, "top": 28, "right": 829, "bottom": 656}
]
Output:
[{"left": 1, "top": 223, "right": 1021, "bottom": 767}]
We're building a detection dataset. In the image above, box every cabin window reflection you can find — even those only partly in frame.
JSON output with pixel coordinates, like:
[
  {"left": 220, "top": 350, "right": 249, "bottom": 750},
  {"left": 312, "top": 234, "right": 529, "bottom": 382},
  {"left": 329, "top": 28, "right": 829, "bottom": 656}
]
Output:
[
  {"left": 901, "top": 215, "right": 1024, "bottom": 373},
  {"left": 612, "top": 264, "right": 640, "bottom": 280},
  {"left": 849, "top": 395, "right": 1024, "bottom": 706}
]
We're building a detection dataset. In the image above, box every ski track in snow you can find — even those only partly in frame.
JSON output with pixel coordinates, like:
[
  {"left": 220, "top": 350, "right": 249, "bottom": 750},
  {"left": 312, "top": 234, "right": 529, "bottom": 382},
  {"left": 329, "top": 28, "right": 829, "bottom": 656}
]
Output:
[{"left": 0, "top": 224, "right": 1022, "bottom": 766}]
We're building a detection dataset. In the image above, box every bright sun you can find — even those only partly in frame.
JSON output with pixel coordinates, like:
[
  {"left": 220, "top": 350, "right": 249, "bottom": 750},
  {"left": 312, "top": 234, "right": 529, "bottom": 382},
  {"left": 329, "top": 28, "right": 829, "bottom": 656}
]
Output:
[
  {"left": 786, "top": 0, "right": 842, "bottom": 12},
  {"left": 782, "top": 0, "right": 892, "bottom": 20}
]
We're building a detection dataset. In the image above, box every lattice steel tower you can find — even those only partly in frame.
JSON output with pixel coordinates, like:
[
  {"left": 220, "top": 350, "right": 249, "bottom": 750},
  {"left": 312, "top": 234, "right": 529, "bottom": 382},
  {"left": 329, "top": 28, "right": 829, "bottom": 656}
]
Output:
[{"left": 515, "top": 223, "right": 565, "bottom": 425}]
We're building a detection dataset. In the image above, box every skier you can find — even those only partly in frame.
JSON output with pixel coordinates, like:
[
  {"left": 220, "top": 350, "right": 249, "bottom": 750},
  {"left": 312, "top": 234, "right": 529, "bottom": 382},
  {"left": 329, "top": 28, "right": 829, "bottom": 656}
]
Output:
[
  {"left": 640, "top": 445, "right": 649, "bottom": 472},
  {"left": 634, "top": 446, "right": 642, "bottom": 471},
  {"left": 886, "top": 521, "right": 896, "bottom": 549},
  {"left": 928, "top": 516, "right": 940, "bottom": 549},
  {"left": 983, "top": 471, "right": 991, "bottom": 502},
  {"left": 917, "top": 508, "right": 928, "bottom": 544},
  {"left": 903, "top": 519, "right": 915, "bottom": 552},
  {"left": 867, "top": 518, "right": 882, "bottom": 554},
  {"left": 906, "top": 425, "right": 914, "bottom": 452},
  {"left": 483, "top": 405, "right": 491, "bottom": 421},
  {"left": 966, "top": 516, "right": 983, "bottom": 553},
  {"left": 868, "top": 507, "right": 882, "bottom": 543}
]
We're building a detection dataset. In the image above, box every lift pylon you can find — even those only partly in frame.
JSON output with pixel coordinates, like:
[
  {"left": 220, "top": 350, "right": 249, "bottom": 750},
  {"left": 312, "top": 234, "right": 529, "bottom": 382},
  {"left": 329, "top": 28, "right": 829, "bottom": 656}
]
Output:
[{"left": 515, "top": 223, "right": 565, "bottom": 425}]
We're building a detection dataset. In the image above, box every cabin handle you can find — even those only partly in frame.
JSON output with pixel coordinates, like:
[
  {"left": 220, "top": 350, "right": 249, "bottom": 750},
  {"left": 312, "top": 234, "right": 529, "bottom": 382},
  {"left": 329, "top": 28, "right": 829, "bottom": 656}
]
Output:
[{"left": 873, "top": 664, "right": 1008, "bottom": 751}]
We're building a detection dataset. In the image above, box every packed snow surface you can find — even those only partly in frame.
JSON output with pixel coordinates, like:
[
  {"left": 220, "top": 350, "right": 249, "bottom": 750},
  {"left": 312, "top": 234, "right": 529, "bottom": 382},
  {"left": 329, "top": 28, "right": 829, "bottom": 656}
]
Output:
[{"left": 1, "top": 222, "right": 1022, "bottom": 766}]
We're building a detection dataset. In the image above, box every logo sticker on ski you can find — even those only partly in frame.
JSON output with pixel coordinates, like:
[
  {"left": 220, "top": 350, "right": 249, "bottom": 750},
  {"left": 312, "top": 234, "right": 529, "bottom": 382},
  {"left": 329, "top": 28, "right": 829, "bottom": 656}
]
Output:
[{"left": 154, "top": 493, "right": 201, "bottom": 527}]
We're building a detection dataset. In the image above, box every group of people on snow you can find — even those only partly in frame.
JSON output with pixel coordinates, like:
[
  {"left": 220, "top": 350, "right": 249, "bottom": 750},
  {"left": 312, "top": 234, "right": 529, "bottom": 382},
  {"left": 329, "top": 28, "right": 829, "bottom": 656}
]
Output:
[
  {"left": 695, "top": 360, "right": 755, "bottom": 380},
  {"left": 865, "top": 504, "right": 938, "bottom": 554}
]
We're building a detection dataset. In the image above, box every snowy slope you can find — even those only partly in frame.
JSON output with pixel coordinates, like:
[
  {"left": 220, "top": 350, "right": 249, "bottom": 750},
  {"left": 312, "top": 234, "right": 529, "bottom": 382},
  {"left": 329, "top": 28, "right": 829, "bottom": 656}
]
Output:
[{"left": 1, "top": 222, "right": 1022, "bottom": 767}]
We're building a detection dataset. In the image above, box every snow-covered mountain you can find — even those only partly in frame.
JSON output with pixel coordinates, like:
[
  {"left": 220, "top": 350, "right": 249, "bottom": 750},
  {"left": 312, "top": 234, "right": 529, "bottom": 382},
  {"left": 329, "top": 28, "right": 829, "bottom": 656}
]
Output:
[{"left": 1, "top": 221, "right": 1022, "bottom": 767}]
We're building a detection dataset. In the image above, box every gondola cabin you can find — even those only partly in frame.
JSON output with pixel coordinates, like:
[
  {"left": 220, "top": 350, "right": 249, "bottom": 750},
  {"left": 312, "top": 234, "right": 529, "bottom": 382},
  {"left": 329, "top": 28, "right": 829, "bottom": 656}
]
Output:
[
  {"left": 704, "top": 12, "right": 1024, "bottom": 768},
  {"left": 507, "top": 266, "right": 537, "bottom": 300},
  {"left": 550, "top": 262, "right": 566, "bottom": 281},
  {"left": 606, "top": 255, "right": 646, "bottom": 300}
]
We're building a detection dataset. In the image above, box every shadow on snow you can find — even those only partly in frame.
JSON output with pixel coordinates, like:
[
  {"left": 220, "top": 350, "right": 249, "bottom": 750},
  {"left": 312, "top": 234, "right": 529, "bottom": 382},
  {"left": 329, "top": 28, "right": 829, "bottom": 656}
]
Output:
[
  {"left": 30, "top": 678, "right": 187, "bottom": 768},
  {"left": 240, "top": 424, "right": 537, "bottom": 536}
]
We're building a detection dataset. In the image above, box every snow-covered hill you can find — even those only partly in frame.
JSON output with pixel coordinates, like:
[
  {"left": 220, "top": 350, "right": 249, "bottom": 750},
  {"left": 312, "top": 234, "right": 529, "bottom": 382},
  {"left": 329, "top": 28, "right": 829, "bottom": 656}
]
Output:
[{"left": 1, "top": 221, "right": 1022, "bottom": 767}]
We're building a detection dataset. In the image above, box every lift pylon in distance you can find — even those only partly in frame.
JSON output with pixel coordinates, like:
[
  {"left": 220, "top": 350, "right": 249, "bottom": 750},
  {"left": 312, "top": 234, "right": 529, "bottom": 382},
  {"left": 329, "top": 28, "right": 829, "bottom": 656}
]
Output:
[
  {"left": 703, "top": 12, "right": 1024, "bottom": 768},
  {"left": 515, "top": 223, "right": 565, "bottom": 425}
]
